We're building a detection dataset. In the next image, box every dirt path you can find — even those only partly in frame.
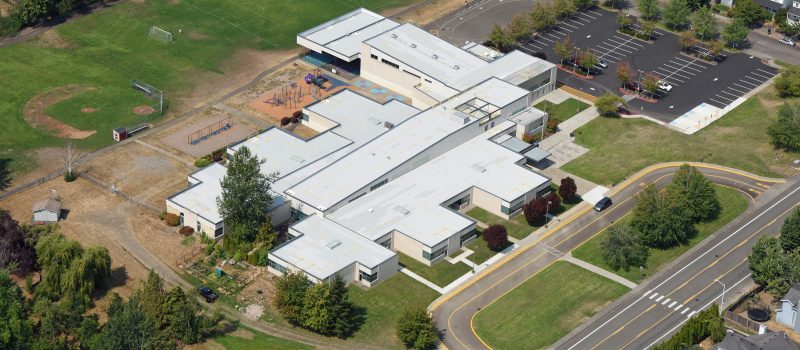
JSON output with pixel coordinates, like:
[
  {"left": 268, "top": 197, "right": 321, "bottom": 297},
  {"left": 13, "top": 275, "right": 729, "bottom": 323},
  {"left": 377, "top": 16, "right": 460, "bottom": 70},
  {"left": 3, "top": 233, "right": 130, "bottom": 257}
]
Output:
[{"left": 23, "top": 84, "right": 97, "bottom": 139}]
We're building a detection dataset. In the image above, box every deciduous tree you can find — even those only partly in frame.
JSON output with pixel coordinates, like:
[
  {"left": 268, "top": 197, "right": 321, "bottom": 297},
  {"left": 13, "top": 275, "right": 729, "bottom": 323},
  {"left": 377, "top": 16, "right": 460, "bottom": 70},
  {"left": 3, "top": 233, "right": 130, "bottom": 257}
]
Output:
[
  {"left": 600, "top": 225, "right": 649, "bottom": 271},
  {"left": 0, "top": 272, "right": 31, "bottom": 350},
  {"left": 642, "top": 72, "right": 661, "bottom": 97},
  {"left": 780, "top": 208, "right": 800, "bottom": 253},
  {"left": 507, "top": 14, "right": 531, "bottom": 41},
  {"left": 595, "top": 93, "right": 626, "bottom": 116},
  {"left": 630, "top": 185, "right": 696, "bottom": 249},
  {"left": 767, "top": 102, "right": 800, "bottom": 151},
  {"left": 0, "top": 210, "right": 36, "bottom": 276},
  {"left": 679, "top": 30, "right": 696, "bottom": 51},
  {"left": 554, "top": 37, "right": 575, "bottom": 65},
  {"left": 273, "top": 271, "right": 309, "bottom": 326},
  {"left": 396, "top": 305, "right": 439, "bottom": 350},
  {"left": 482, "top": 225, "right": 509, "bottom": 251},
  {"left": 559, "top": 177, "right": 578, "bottom": 201},
  {"left": 638, "top": 0, "right": 661, "bottom": 20},
  {"left": 580, "top": 50, "right": 599, "bottom": 74},
  {"left": 663, "top": 0, "right": 691, "bottom": 30},
  {"left": 616, "top": 61, "right": 632, "bottom": 87},
  {"left": 529, "top": 2, "right": 557, "bottom": 32},
  {"left": 691, "top": 6, "right": 718, "bottom": 40},
  {"left": 732, "top": 0, "right": 770, "bottom": 27},
  {"left": 488, "top": 24, "right": 515, "bottom": 51},
  {"left": 666, "top": 164, "right": 720, "bottom": 222},
  {"left": 555, "top": 0, "right": 578, "bottom": 19},
  {"left": 774, "top": 66, "right": 800, "bottom": 98}
]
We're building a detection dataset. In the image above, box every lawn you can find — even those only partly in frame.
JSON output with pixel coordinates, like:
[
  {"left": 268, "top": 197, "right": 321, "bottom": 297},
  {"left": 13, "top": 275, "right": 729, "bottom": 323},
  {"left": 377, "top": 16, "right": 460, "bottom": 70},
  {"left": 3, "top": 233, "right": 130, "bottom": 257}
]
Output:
[
  {"left": 466, "top": 187, "right": 575, "bottom": 240},
  {"left": 398, "top": 253, "right": 472, "bottom": 287},
  {"left": 561, "top": 94, "right": 799, "bottom": 186},
  {"left": 534, "top": 97, "right": 590, "bottom": 122},
  {"left": 465, "top": 231, "right": 510, "bottom": 265},
  {"left": 0, "top": 0, "right": 416, "bottom": 182},
  {"left": 473, "top": 261, "right": 630, "bottom": 350},
  {"left": 348, "top": 273, "right": 441, "bottom": 349},
  {"left": 208, "top": 327, "right": 311, "bottom": 350},
  {"left": 571, "top": 185, "right": 749, "bottom": 283}
]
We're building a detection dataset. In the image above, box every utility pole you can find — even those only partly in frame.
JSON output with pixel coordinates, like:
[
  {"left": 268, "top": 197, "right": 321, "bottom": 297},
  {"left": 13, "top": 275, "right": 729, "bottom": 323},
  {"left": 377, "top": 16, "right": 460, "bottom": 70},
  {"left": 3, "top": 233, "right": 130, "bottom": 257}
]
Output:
[
  {"left": 714, "top": 279, "right": 726, "bottom": 315},
  {"left": 545, "top": 200, "right": 552, "bottom": 228}
]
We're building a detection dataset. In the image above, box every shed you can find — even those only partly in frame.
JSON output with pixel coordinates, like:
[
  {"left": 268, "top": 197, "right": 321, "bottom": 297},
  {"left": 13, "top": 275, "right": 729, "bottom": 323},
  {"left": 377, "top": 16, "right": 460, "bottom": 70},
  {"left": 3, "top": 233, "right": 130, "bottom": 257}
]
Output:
[{"left": 32, "top": 198, "right": 62, "bottom": 222}]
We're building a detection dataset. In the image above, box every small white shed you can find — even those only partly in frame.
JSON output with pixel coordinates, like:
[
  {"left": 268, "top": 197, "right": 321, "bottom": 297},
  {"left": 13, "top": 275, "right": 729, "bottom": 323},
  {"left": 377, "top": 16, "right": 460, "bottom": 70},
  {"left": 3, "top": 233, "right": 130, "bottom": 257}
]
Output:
[{"left": 32, "top": 198, "right": 62, "bottom": 223}]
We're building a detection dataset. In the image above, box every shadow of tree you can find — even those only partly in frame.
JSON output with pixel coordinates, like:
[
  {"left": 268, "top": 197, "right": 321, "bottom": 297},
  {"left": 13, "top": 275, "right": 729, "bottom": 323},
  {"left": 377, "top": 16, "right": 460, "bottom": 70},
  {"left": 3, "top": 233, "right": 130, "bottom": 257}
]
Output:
[{"left": 0, "top": 158, "right": 11, "bottom": 191}]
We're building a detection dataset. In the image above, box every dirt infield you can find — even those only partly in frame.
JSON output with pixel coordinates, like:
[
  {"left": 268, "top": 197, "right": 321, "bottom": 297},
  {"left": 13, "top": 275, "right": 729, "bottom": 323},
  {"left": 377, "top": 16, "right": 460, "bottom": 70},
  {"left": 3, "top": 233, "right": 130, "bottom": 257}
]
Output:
[
  {"left": 160, "top": 113, "right": 257, "bottom": 158},
  {"left": 23, "top": 85, "right": 97, "bottom": 139},
  {"left": 133, "top": 105, "right": 156, "bottom": 115}
]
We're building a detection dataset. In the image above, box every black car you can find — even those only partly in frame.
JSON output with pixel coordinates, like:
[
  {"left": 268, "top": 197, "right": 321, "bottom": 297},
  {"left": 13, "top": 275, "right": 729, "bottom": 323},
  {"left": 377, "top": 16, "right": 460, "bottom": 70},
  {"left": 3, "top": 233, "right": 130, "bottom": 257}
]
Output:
[
  {"left": 594, "top": 197, "right": 612, "bottom": 212},
  {"left": 199, "top": 286, "right": 218, "bottom": 303}
]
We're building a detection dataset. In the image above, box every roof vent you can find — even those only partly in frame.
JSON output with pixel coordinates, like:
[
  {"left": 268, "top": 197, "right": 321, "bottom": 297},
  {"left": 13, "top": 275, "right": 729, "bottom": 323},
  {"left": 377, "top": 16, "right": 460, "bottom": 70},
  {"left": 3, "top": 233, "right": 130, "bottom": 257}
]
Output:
[
  {"left": 470, "top": 164, "right": 487, "bottom": 173},
  {"left": 411, "top": 43, "right": 417, "bottom": 48},
  {"left": 384, "top": 121, "right": 395, "bottom": 129},
  {"left": 432, "top": 54, "right": 438, "bottom": 59},
  {"left": 290, "top": 155, "right": 306, "bottom": 163},
  {"left": 453, "top": 65, "right": 460, "bottom": 70},
  {"left": 326, "top": 240, "right": 342, "bottom": 250},
  {"left": 394, "top": 206, "right": 410, "bottom": 215},
  {"left": 391, "top": 33, "right": 398, "bottom": 38},
  {"left": 368, "top": 208, "right": 374, "bottom": 213}
]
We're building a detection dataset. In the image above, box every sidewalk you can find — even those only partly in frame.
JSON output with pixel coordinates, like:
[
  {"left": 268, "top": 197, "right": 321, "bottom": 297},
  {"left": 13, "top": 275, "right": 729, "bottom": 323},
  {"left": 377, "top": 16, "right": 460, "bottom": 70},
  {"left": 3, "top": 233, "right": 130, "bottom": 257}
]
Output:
[
  {"left": 537, "top": 103, "right": 600, "bottom": 168},
  {"left": 560, "top": 251, "right": 638, "bottom": 289}
]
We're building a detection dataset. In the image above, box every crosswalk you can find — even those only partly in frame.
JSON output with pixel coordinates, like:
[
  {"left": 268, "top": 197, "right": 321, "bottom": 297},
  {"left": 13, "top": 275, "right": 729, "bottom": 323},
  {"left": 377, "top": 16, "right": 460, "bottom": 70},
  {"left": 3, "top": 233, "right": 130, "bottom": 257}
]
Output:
[
  {"left": 705, "top": 68, "right": 777, "bottom": 108},
  {"left": 644, "top": 290, "right": 695, "bottom": 318}
]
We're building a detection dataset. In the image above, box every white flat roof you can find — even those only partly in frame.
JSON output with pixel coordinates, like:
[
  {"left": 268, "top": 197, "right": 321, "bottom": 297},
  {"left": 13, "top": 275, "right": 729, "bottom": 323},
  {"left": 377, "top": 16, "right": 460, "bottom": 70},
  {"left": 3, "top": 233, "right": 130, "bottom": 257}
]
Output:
[
  {"left": 304, "top": 90, "right": 418, "bottom": 145},
  {"left": 271, "top": 215, "right": 395, "bottom": 280},
  {"left": 287, "top": 78, "right": 530, "bottom": 212},
  {"left": 453, "top": 51, "right": 556, "bottom": 90},
  {"left": 297, "top": 9, "right": 398, "bottom": 61},
  {"left": 168, "top": 163, "right": 227, "bottom": 224},
  {"left": 330, "top": 123, "right": 550, "bottom": 247}
]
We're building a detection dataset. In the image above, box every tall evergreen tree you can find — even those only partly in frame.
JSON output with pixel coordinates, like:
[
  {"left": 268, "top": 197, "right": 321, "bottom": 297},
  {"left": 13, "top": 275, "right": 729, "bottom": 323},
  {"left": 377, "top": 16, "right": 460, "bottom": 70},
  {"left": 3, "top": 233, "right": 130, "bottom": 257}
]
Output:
[
  {"left": 631, "top": 185, "right": 696, "bottom": 249},
  {"left": 666, "top": 164, "right": 720, "bottom": 222},
  {"left": 328, "top": 276, "right": 356, "bottom": 338},
  {"left": 98, "top": 295, "right": 159, "bottom": 350},
  {"left": 161, "top": 287, "right": 203, "bottom": 344},
  {"left": 0, "top": 210, "right": 37, "bottom": 276}
]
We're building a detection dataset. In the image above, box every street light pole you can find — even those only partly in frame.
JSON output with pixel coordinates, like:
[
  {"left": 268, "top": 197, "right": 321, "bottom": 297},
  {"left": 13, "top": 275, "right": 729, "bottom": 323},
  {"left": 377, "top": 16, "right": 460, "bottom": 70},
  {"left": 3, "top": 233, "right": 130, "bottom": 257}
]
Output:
[
  {"left": 545, "top": 200, "right": 552, "bottom": 228},
  {"left": 714, "top": 279, "right": 726, "bottom": 315}
]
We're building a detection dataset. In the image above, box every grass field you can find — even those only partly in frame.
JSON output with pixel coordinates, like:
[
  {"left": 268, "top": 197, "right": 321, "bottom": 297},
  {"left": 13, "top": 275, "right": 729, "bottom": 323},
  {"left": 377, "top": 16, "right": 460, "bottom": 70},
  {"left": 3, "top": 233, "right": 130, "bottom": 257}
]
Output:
[
  {"left": 561, "top": 94, "right": 799, "bottom": 186},
  {"left": 348, "top": 273, "right": 440, "bottom": 349},
  {"left": 473, "top": 261, "right": 630, "bottom": 350},
  {"left": 0, "top": 0, "right": 416, "bottom": 181},
  {"left": 534, "top": 98, "right": 590, "bottom": 122},
  {"left": 571, "top": 185, "right": 749, "bottom": 283},
  {"left": 208, "top": 327, "right": 311, "bottom": 350},
  {"left": 399, "top": 253, "right": 471, "bottom": 287},
  {"left": 466, "top": 188, "right": 577, "bottom": 240}
]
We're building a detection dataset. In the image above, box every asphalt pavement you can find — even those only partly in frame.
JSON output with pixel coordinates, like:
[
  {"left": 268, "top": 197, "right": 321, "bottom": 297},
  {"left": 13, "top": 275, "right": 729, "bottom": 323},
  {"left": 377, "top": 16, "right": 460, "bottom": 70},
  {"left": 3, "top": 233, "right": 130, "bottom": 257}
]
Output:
[{"left": 431, "top": 163, "right": 790, "bottom": 350}]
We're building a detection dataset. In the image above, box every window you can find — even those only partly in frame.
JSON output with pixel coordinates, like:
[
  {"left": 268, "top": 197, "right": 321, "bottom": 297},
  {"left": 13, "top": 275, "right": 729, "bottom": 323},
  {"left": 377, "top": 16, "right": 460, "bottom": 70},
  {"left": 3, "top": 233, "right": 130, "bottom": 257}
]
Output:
[
  {"left": 460, "top": 230, "right": 479, "bottom": 245},
  {"left": 291, "top": 208, "right": 307, "bottom": 221},
  {"left": 267, "top": 259, "right": 288, "bottom": 274},
  {"left": 381, "top": 58, "right": 399, "bottom": 69},
  {"left": 179, "top": 212, "right": 184, "bottom": 225},
  {"left": 501, "top": 201, "right": 524, "bottom": 215},
  {"left": 359, "top": 270, "right": 378, "bottom": 282},
  {"left": 370, "top": 179, "right": 388, "bottom": 191},
  {"left": 370, "top": 54, "right": 378, "bottom": 60},
  {"left": 301, "top": 113, "right": 309, "bottom": 121},
  {"left": 196, "top": 221, "right": 201, "bottom": 234},
  {"left": 423, "top": 245, "right": 447, "bottom": 261},
  {"left": 214, "top": 227, "right": 224, "bottom": 238},
  {"left": 536, "top": 187, "right": 552, "bottom": 198},
  {"left": 348, "top": 192, "right": 367, "bottom": 203}
]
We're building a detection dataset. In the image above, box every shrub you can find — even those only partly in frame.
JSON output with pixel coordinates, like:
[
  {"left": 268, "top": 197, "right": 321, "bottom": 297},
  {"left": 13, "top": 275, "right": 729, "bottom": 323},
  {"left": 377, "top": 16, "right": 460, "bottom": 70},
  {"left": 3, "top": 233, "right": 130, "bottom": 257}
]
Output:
[
  {"left": 211, "top": 148, "right": 226, "bottom": 162},
  {"left": 292, "top": 111, "right": 303, "bottom": 119},
  {"left": 559, "top": 177, "right": 578, "bottom": 201},
  {"left": 483, "top": 225, "right": 509, "bottom": 251},
  {"left": 775, "top": 66, "right": 800, "bottom": 98},
  {"left": 178, "top": 226, "right": 195, "bottom": 236},
  {"left": 194, "top": 158, "right": 211, "bottom": 167},
  {"left": 204, "top": 242, "right": 215, "bottom": 256},
  {"left": 64, "top": 171, "right": 76, "bottom": 182},
  {"left": 291, "top": 117, "right": 300, "bottom": 123},
  {"left": 522, "top": 132, "right": 541, "bottom": 144},
  {"left": 280, "top": 117, "right": 291, "bottom": 126},
  {"left": 164, "top": 213, "right": 181, "bottom": 227},
  {"left": 159, "top": 211, "right": 166, "bottom": 220},
  {"left": 546, "top": 118, "right": 560, "bottom": 133}
]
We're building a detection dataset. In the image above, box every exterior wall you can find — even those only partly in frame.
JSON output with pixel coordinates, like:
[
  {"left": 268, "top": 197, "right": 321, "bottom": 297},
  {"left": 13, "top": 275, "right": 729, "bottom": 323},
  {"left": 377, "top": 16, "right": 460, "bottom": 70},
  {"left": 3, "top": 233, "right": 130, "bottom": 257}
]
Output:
[
  {"left": 165, "top": 200, "right": 224, "bottom": 240},
  {"left": 393, "top": 230, "right": 428, "bottom": 264},
  {"left": 472, "top": 187, "right": 506, "bottom": 219},
  {"left": 33, "top": 210, "right": 59, "bottom": 222},
  {"left": 270, "top": 201, "right": 292, "bottom": 226},
  {"left": 776, "top": 301, "right": 796, "bottom": 328},
  {"left": 356, "top": 254, "right": 399, "bottom": 288},
  {"left": 360, "top": 45, "right": 424, "bottom": 102},
  {"left": 301, "top": 109, "right": 338, "bottom": 133},
  {"left": 266, "top": 251, "right": 398, "bottom": 288},
  {"left": 514, "top": 113, "right": 548, "bottom": 139},
  {"left": 518, "top": 69, "right": 557, "bottom": 102}
]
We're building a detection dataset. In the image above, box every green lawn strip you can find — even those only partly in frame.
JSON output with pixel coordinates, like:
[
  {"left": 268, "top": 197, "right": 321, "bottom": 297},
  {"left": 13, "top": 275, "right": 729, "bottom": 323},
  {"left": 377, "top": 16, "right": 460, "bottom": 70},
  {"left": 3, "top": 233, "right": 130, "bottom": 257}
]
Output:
[
  {"left": 464, "top": 229, "right": 513, "bottom": 265},
  {"left": 212, "top": 326, "right": 312, "bottom": 350},
  {"left": 466, "top": 199, "right": 572, "bottom": 240},
  {"left": 534, "top": 98, "right": 590, "bottom": 122},
  {"left": 473, "top": 261, "right": 630, "bottom": 350},
  {"left": 0, "top": 0, "right": 417, "bottom": 179},
  {"left": 562, "top": 96, "right": 798, "bottom": 186},
  {"left": 398, "top": 253, "right": 471, "bottom": 287},
  {"left": 348, "top": 273, "right": 440, "bottom": 349},
  {"left": 571, "top": 185, "right": 749, "bottom": 283}
]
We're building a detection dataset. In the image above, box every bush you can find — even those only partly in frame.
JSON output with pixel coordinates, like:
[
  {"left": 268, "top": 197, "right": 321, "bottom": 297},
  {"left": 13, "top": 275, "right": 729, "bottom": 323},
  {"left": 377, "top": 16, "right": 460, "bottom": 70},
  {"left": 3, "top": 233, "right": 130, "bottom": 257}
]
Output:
[
  {"left": 292, "top": 111, "right": 303, "bottom": 119},
  {"left": 0, "top": 13, "right": 22, "bottom": 37},
  {"left": 483, "top": 225, "right": 509, "bottom": 251},
  {"left": 164, "top": 213, "right": 181, "bottom": 227},
  {"left": 64, "top": 171, "right": 76, "bottom": 182},
  {"left": 178, "top": 226, "right": 195, "bottom": 236},
  {"left": 194, "top": 157, "right": 211, "bottom": 167},
  {"left": 775, "top": 66, "right": 800, "bottom": 98},
  {"left": 291, "top": 117, "right": 300, "bottom": 123},
  {"left": 211, "top": 148, "right": 226, "bottom": 162},
  {"left": 159, "top": 211, "right": 166, "bottom": 220},
  {"left": 280, "top": 117, "right": 291, "bottom": 126},
  {"left": 546, "top": 118, "right": 560, "bottom": 133},
  {"left": 522, "top": 132, "right": 541, "bottom": 144},
  {"left": 559, "top": 177, "right": 578, "bottom": 201}
]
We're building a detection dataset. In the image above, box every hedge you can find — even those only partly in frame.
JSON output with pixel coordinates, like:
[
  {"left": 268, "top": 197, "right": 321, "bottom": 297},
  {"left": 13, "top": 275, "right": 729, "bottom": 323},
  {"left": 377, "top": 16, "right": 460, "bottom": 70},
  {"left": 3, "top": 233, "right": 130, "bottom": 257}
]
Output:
[{"left": 164, "top": 213, "right": 181, "bottom": 227}]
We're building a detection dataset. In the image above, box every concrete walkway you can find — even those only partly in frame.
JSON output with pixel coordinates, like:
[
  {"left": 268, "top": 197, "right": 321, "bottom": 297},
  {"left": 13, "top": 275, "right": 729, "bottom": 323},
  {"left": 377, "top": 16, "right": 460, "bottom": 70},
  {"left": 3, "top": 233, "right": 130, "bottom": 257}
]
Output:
[
  {"left": 560, "top": 251, "right": 638, "bottom": 289},
  {"left": 537, "top": 99, "right": 600, "bottom": 168},
  {"left": 538, "top": 167, "right": 600, "bottom": 195},
  {"left": 400, "top": 267, "right": 445, "bottom": 294}
]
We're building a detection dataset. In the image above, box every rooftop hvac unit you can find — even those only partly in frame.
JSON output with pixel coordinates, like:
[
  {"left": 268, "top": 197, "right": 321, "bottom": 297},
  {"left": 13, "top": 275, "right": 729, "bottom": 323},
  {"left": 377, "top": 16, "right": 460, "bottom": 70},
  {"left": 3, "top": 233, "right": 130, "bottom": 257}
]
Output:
[
  {"left": 393, "top": 205, "right": 410, "bottom": 215},
  {"left": 384, "top": 121, "right": 395, "bottom": 129},
  {"left": 326, "top": 240, "right": 342, "bottom": 250}
]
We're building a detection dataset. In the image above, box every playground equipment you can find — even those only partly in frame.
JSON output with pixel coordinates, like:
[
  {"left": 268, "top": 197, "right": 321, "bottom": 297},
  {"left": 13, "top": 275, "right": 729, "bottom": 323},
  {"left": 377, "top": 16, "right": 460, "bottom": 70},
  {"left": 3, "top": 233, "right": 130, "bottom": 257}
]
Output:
[
  {"left": 187, "top": 116, "right": 232, "bottom": 145},
  {"left": 265, "top": 81, "right": 306, "bottom": 109},
  {"left": 113, "top": 124, "right": 149, "bottom": 142},
  {"left": 304, "top": 69, "right": 327, "bottom": 88}
]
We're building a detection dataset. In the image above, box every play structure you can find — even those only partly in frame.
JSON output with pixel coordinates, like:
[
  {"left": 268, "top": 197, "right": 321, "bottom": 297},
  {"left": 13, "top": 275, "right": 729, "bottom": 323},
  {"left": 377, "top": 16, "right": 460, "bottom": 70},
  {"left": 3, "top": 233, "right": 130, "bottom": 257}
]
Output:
[
  {"left": 113, "top": 124, "right": 149, "bottom": 142},
  {"left": 265, "top": 82, "right": 305, "bottom": 109},
  {"left": 304, "top": 69, "right": 327, "bottom": 88},
  {"left": 187, "top": 116, "right": 232, "bottom": 145}
]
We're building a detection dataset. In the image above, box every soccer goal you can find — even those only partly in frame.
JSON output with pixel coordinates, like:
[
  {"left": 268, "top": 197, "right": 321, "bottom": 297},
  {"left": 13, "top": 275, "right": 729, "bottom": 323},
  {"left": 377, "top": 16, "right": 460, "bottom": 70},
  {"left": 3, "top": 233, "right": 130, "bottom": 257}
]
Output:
[
  {"left": 131, "top": 80, "right": 166, "bottom": 115},
  {"left": 149, "top": 26, "right": 173, "bottom": 44}
]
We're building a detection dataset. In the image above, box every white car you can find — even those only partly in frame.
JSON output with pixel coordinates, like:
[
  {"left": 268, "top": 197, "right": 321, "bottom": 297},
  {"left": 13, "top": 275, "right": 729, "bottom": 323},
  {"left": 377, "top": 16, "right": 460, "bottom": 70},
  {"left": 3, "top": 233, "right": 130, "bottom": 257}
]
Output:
[
  {"left": 778, "top": 37, "right": 796, "bottom": 46},
  {"left": 658, "top": 80, "right": 673, "bottom": 92}
]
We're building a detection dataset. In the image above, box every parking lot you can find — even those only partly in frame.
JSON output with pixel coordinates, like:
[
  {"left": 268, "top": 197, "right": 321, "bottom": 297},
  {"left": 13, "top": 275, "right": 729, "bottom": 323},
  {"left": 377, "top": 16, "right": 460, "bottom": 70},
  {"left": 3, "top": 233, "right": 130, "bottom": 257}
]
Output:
[{"left": 512, "top": 8, "right": 779, "bottom": 123}]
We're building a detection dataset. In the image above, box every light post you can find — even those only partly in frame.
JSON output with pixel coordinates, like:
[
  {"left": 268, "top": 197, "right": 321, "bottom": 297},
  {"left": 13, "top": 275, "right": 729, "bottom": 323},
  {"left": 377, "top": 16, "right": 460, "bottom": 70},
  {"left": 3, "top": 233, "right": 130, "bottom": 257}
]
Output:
[
  {"left": 714, "top": 279, "right": 726, "bottom": 315},
  {"left": 545, "top": 200, "right": 552, "bottom": 228}
]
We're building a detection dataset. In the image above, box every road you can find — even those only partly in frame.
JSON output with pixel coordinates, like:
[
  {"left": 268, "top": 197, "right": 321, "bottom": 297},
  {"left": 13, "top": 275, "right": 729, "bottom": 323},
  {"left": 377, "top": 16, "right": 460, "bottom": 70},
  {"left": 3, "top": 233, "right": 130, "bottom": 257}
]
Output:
[{"left": 431, "top": 163, "right": 790, "bottom": 350}]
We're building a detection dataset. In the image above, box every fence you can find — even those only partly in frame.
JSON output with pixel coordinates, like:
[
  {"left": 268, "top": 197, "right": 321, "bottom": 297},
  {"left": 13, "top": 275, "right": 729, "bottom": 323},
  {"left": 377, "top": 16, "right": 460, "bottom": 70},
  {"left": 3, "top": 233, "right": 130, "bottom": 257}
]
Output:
[
  {"left": 723, "top": 285, "right": 765, "bottom": 334},
  {"left": 176, "top": 245, "right": 204, "bottom": 266}
]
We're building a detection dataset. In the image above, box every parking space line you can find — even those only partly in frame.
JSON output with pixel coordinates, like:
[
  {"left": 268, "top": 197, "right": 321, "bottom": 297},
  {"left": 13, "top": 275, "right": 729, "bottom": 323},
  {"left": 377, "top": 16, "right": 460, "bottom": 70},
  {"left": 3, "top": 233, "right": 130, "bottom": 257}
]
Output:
[
  {"left": 611, "top": 36, "right": 644, "bottom": 48},
  {"left": 568, "top": 19, "right": 585, "bottom": 26},
  {"left": 668, "top": 60, "right": 703, "bottom": 73},
  {"left": 554, "top": 25, "right": 573, "bottom": 33},
  {"left": 733, "top": 82, "right": 752, "bottom": 90},
  {"left": 658, "top": 67, "right": 692, "bottom": 80},
  {"left": 727, "top": 85, "right": 747, "bottom": 94},
  {"left": 720, "top": 90, "right": 739, "bottom": 98},
  {"left": 546, "top": 32, "right": 564, "bottom": 40},
  {"left": 708, "top": 97, "right": 728, "bottom": 107},
  {"left": 671, "top": 56, "right": 707, "bottom": 70},
  {"left": 662, "top": 64, "right": 695, "bottom": 76},
  {"left": 588, "top": 9, "right": 603, "bottom": 16},
  {"left": 579, "top": 12, "right": 598, "bottom": 20},
  {"left": 538, "top": 36, "right": 555, "bottom": 43},
  {"left": 757, "top": 68, "right": 776, "bottom": 76},
  {"left": 715, "top": 94, "right": 735, "bottom": 102},
  {"left": 738, "top": 79, "right": 757, "bottom": 87},
  {"left": 595, "top": 49, "right": 625, "bottom": 61},
  {"left": 561, "top": 21, "right": 580, "bottom": 29},
  {"left": 749, "top": 71, "right": 772, "bottom": 80},
  {"left": 525, "top": 41, "right": 545, "bottom": 49},
  {"left": 575, "top": 16, "right": 592, "bottom": 23},
  {"left": 742, "top": 76, "right": 764, "bottom": 85},
  {"left": 518, "top": 45, "right": 542, "bottom": 55}
]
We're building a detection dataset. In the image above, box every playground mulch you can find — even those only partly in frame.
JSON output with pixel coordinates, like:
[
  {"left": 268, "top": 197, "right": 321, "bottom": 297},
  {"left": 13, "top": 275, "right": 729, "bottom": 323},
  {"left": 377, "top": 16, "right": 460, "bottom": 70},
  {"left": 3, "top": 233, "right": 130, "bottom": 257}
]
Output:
[
  {"left": 248, "top": 76, "right": 348, "bottom": 122},
  {"left": 161, "top": 117, "right": 256, "bottom": 158}
]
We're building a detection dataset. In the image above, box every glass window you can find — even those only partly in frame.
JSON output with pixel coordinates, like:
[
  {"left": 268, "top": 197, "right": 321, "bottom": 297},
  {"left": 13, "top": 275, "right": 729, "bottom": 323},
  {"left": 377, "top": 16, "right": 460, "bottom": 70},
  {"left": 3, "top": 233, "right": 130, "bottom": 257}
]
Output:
[
  {"left": 370, "top": 179, "right": 388, "bottom": 191},
  {"left": 460, "top": 230, "right": 479, "bottom": 245},
  {"left": 423, "top": 246, "right": 447, "bottom": 261},
  {"left": 267, "top": 259, "right": 288, "bottom": 274},
  {"left": 380, "top": 238, "right": 391, "bottom": 249},
  {"left": 381, "top": 58, "right": 399, "bottom": 69},
  {"left": 359, "top": 270, "right": 378, "bottom": 282},
  {"left": 370, "top": 54, "right": 378, "bottom": 60}
]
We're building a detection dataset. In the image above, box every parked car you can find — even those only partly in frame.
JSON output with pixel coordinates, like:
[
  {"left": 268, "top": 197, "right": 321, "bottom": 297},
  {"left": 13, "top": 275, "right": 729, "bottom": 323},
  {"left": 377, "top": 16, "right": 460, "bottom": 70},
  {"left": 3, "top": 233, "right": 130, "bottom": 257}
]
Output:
[
  {"left": 594, "top": 197, "right": 612, "bottom": 212},
  {"left": 596, "top": 58, "right": 608, "bottom": 69},
  {"left": 778, "top": 37, "right": 796, "bottom": 46},
  {"left": 657, "top": 80, "right": 673, "bottom": 92},
  {"left": 199, "top": 286, "right": 218, "bottom": 303}
]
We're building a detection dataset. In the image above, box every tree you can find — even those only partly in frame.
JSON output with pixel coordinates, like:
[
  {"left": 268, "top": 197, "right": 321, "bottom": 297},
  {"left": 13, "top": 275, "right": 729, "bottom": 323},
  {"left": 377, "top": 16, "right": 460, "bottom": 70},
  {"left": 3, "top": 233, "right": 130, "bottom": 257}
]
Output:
[
  {"left": 767, "top": 102, "right": 800, "bottom": 151},
  {"left": 579, "top": 50, "right": 599, "bottom": 74},
  {"left": 555, "top": 0, "right": 578, "bottom": 19},
  {"left": 600, "top": 225, "right": 649, "bottom": 271},
  {"left": 529, "top": 2, "right": 556, "bottom": 32},
  {"left": 604, "top": 0, "right": 626, "bottom": 9},
  {"left": 630, "top": 185, "right": 696, "bottom": 249},
  {"left": 488, "top": 24, "right": 515, "bottom": 52},
  {"left": 782, "top": 21, "right": 800, "bottom": 39},
  {"left": 0, "top": 272, "right": 32, "bottom": 350},
  {"left": 98, "top": 294, "right": 160, "bottom": 350},
  {"left": 482, "top": 225, "right": 509, "bottom": 251},
  {"left": 35, "top": 233, "right": 84, "bottom": 300},
  {"left": 573, "top": 0, "right": 596, "bottom": 10},
  {"left": 780, "top": 208, "right": 800, "bottom": 253},
  {"left": 134, "top": 270, "right": 166, "bottom": 325},
  {"left": 638, "top": 0, "right": 661, "bottom": 20},
  {"left": 666, "top": 164, "right": 720, "bottom": 222},
  {"left": 595, "top": 93, "right": 626, "bottom": 116},
  {"left": 732, "top": 0, "right": 770, "bottom": 27},
  {"left": 640, "top": 20, "right": 656, "bottom": 40},
  {"left": 617, "top": 12, "right": 632, "bottom": 29},
  {"left": 0, "top": 210, "right": 36, "bottom": 276},
  {"left": 63, "top": 246, "right": 112, "bottom": 308},
  {"left": 686, "top": 0, "right": 710, "bottom": 11},
  {"left": 642, "top": 72, "right": 660, "bottom": 98},
  {"left": 16, "top": 0, "right": 50, "bottom": 26},
  {"left": 616, "top": 61, "right": 632, "bottom": 87},
  {"left": 161, "top": 286, "right": 204, "bottom": 344},
  {"left": 722, "top": 19, "right": 749, "bottom": 48},
  {"left": 559, "top": 177, "right": 578, "bottom": 201},
  {"left": 774, "top": 66, "right": 800, "bottom": 98},
  {"left": 217, "top": 146, "right": 277, "bottom": 252},
  {"left": 523, "top": 196, "right": 547, "bottom": 224},
  {"left": 691, "top": 6, "right": 718, "bottom": 40},
  {"left": 33, "top": 297, "right": 84, "bottom": 348},
  {"left": 748, "top": 236, "right": 800, "bottom": 296},
  {"left": 678, "top": 30, "right": 696, "bottom": 52},
  {"left": 507, "top": 14, "right": 531, "bottom": 41},
  {"left": 554, "top": 37, "right": 575, "bottom": 65},
  {"left": 396, "top": 305, "right": 439, "bottom": 350},
  {"left": 301, "top": 282, "right": 334, "bottom": 335},
  {"left": 63, "top": 140, "right": 79, "bottom": 182},
  {"left": 327, "top": 276, "right": 356, "bottom": 338},
  {"left": 273, "top": 271, "right": 309, "bottom": 325},
  {"left": 663, "top": 0, "right": 691, "bottom": 30}
]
